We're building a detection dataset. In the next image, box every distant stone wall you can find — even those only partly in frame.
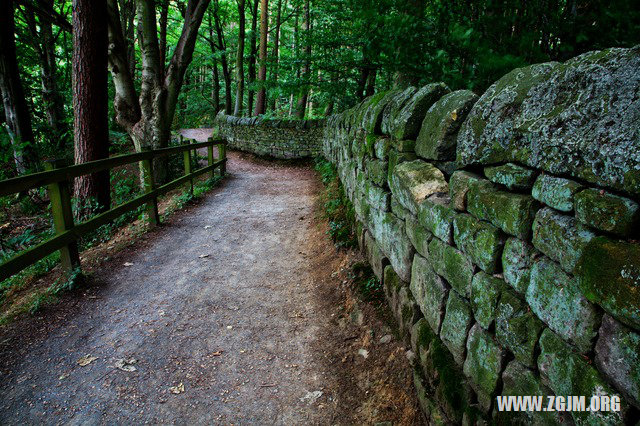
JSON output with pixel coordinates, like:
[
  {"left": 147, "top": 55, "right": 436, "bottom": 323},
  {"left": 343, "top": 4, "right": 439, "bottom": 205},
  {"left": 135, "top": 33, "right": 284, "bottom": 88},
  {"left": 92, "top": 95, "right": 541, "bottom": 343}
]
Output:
[
  {"left": 323, "top": 46, "right": 640, "bottom": 423},
  {"left": 215, "top": 113, "right": 324, "bottom": 159}
]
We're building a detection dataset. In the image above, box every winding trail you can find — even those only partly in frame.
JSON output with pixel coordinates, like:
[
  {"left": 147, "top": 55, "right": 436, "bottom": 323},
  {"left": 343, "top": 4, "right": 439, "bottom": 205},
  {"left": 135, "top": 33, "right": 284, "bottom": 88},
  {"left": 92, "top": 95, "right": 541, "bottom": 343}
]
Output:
[{"left": 0, "top": 130, "right": 419, "bottom": 424}]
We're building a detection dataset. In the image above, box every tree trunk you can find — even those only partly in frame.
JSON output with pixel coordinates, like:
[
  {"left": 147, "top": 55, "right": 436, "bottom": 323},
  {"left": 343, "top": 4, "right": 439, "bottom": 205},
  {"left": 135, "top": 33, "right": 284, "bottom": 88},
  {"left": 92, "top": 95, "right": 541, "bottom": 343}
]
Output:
[
  {"left": 233, "top": 0, "right": 246, "bottom": 116},
  {"left": 294, "top": 0, "right": 310, "bottom": 119},
  {"left": 73, "top": 0, "right": 110, "bottom": 213},
  {"left": 212, "top": 0, "right": 233, "bottom": 114},
  {"left": 212, "top": 61, "right": 220, "bottom": 112},
  {"left": 254, "top": 0, "right": 268, "bottom": 115},
  {"left": 247, "top": 0, "right": 258, "bottom": 116},
  {"left": 158, "top": 0, "right": 170, "bottom": 81},
  {"left": 269, "top": 0, "right": 283, "bottom": 112},
  {"left": 0, "top": 0, "right": 37, "bottom": 175}
]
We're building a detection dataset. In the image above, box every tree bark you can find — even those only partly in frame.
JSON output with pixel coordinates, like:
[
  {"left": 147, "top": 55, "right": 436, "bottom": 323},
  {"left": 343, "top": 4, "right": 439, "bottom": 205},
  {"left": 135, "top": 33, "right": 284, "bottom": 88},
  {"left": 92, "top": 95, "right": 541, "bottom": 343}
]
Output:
[
  {"left": 269, "top": 0, "right": 283, "bottom": 111},
  {"left": 247, "top": 0, "right": 258, "bottom": 115},
  {"left": 294, "top": 0, "right": 310, "bottom": 119},
  {"left": 233, "top": 0, "right": 246, "bottom": 116},
  {"left": 253, "top": 0, "right": 268, "bottom": 115},
  {"left": 158, "top": 0, "right": 170, "bottom": 81},
  {"left": 212, "top": 0, "right": 232, "bottom": 114},
  {"left": 73, "top": 0, "right": 110, "bottom": 213},
  {"left": 0, "top": 0, "right": 37, "bottom": 175}
]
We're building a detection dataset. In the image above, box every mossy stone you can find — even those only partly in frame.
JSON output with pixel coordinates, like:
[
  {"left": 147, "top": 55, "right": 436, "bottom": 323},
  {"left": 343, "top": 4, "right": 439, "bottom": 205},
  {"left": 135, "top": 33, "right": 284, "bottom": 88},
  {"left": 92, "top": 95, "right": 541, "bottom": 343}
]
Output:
[
  {"left": 531, "top": 174, "right": 583, "bottom": 212},
  {"left": 428, "top": 237, "right": 475, "bottom": 298},
  {"left": 463, "top": 324, "right": 506, "bottom": 411},
  {"left": 405, "top": 215, "right": 432, "bottom": 258},
  {"left": 449, "top": 170, "right": 481, "bottom": 211},
  {"left": 397, "top": 286, "right": 421, "bottom": 338},
  {"left": 387, "top": 149, "right": 417, "bottom": 187},
  {"left": 364, "top": 231, "right": 387, "bottom": 281},
  {"left": 389, "top": 160, "right": 448, "bottom": 214},
  {"left": 374, "top": 137, "right": 391, "bottom": 160},
  {"left": 368, "top": 208, "right": 414, "bottom": 282},
  {"left": 365, "top": 159, "right": 389, "bottom": 188},
  {"left": 453, "top": 213, "right": 505, "bottom": 274},
  {"left": 417, "top": 197, "right": 456, "bottom": 244},
  {"left": 390, "top": 196, "right": 412, "bottom": 221},
  {"left": 501, "top": 238, "right": 538, "bottom": 294},
  {"left": 495, "top": 289, "right": 544, "bottom": 367},
  {"left": 484, "top": 163, "right": 537, "bottom": 191},
  {"left": 380, "top": 87, "right": 418, "bottom": 136},
  {"left": 531, "top": 207, "right": 595, "bottom": 274},
  {"left": 595, "top": 315, "right": 640, "bottom": 408},
  {"left": 471, "top": 272, "right": 505, "bottom": 330},
  {"left": 574, "top": 188, "right": 640, "bottom": 237},
  {"left": 383, "top": 264, "right": 405, "bottom": 315},
  {"left": 527, "top": 258, "right": 601, "bottom": 353},
  {"left": 467, "top": 179, "right": 539, "bottom": 239},
  {"left": 576, "top": 237, "right": 640, "bottom": 330},
  {"left": 416, "top": 89, "right": 478, "bottom": 161},
  {"left": 538, "top": 328, "right": 627, "bottom": 425},
  {"left": 440, "top": 291, "right": 473, "bottom": 365},
  {"left": 410, "top": 254, "right": 449, "bottom": 334}
]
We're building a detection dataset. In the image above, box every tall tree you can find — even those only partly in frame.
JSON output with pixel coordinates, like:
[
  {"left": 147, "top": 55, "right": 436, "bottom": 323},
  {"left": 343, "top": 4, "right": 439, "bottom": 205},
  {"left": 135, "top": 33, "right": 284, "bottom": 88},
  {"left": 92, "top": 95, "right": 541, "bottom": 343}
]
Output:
[
  {"left": 233, "top": 0, "right": 246, "bottom": 115},
  {"left": 0, "top": 0, "right": 38, "bottom": 175},
  {"left": 269, "top": 0, "right": 283, "bottom": 112},
  {"left": 21, "top": 0, "right": 70, "bottom": 152},
  {"left": 246, "top": 0, "right": 259, "bottom": 115},
  {"left": 73, "top": 0, "right": 110, "bottom": 212},
  {"left": 212, "top": 0, "right": 233, "bottom": 114},
  {"left": 254, "top": 0, "right": 268, "bottom": 115},
  {"left": 294, "top": 0, "right": 310, "bottom": 119},
  {"left": 107, "top": 0, "right": 211, "bottom": 182}
]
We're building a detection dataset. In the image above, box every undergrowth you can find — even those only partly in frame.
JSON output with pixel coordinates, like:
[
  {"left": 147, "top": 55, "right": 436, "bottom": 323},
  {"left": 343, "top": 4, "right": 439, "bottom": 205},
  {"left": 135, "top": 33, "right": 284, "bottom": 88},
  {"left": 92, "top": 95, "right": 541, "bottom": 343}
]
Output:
[{"left": 315, "top": 156, "right": 384, "bottom": 303}]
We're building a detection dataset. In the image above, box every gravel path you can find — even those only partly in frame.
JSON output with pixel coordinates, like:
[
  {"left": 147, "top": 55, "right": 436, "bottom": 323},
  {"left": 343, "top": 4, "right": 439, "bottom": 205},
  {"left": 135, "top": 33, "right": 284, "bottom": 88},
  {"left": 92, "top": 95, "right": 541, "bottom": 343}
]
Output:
[{"left": 0, "top": 132, "right": 420, "bottom": 424}]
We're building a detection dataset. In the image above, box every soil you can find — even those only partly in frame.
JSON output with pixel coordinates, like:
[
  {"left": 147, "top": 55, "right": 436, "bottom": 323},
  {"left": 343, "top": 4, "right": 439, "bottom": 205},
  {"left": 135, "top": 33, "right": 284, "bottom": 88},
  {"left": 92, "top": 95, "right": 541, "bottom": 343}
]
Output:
[{"left": 0, "top": 129, "right": 421, "bottom": 425}]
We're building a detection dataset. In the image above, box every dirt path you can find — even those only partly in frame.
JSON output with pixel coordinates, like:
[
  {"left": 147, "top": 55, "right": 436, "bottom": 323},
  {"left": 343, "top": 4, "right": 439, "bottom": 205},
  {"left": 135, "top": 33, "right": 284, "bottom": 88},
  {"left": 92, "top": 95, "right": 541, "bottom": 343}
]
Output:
[{"left": 0, "top": 139, "right": 419, "bottom": 424}]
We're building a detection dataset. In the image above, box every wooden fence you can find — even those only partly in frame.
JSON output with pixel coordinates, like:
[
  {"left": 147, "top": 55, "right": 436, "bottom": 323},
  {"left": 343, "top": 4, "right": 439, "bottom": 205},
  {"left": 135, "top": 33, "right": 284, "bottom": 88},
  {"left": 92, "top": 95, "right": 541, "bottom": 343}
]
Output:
[{"left": 0, "top": 137, "right": 227, "bottom": 282}]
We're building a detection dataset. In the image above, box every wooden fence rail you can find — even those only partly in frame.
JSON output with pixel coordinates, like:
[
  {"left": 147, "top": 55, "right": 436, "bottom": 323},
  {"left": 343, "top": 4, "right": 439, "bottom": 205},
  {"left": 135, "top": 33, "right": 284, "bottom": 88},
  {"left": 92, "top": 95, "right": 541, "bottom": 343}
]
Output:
[{"left": 0, "top": 136, "right": 227, "bottom": 282}]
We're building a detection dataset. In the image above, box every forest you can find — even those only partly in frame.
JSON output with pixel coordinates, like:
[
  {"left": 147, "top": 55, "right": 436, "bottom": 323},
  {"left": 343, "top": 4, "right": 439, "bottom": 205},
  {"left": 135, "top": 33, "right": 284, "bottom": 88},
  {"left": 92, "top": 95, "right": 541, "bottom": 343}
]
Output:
[{"left": 1, "top": 0, "right": 640, "bottom": 307}]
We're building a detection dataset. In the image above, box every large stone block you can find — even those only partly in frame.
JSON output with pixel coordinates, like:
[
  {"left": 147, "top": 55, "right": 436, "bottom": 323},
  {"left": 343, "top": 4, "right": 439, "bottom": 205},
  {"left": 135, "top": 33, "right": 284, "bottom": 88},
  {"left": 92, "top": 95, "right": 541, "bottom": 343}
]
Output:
[
  {"left": 574, "top": 188, "right": 640, "bottom": 237},
  {"left": 595, "top": 315, "right": 640, "bottom": 408},
  {"left": 389, "top": 160, "right": 448, "bottom": 214},
  {"left": 374, "top": 136, "right": 391, "bottom": 160},
  {"left": 390, "top": 196, "right": 412, "bottom": 221},
  {"left": 467, "top": 180, "right": 539, "bottom": 239},
  {"left": 417, "top": 196, "right": 456, "bottom": 244},
  {"left": 538, "top": 329, "right": 627, "bottom": 425},
  {"left": 365, "top": 159, "right": 389, "bottom": 187},
  {"left": 470, "top": 272, "right": 505, "bottom": 330},
  {"left": 531, "top": 174, "right": 583, "bottom": 212},
  {"left": 428, "top": 237, "right": 475, "bottom": 298},
  {"left": 415, "top": 90, "right": 478, "bottom": 161},
  {"left": 463, "top": 324, "right": 506, "bottom": 411},
  {"left": 527, "top": 258, "right": 601, "bottom": 353},
  {"left": 496, "top": 289, "right": 545, "bottom": 368},
  {"left": 380, "top": 87, "right": 418, "bottom": 137},
  {"left": 405, "top": 215, "right": 432, "bottom": 258},
  {"left": 453, "top": 213, "right": 505, "bottom": 274},
  {"left": 388, "top": 83, "right": 450, "bottom": 141},
  {"left": 484, "top": 163, "right": 537, "bottom": 191},
  {"left": 449, "top": 170, "right": 481, "bottom": 211},
  {"left": 387, "top": 149, "right": 417, "bottom": 186},
  {"left": 576, "top": 237, "right": 640, "bottom": 330},
  {"left": 501, "top": 238, "right": 538, "bottom": 294},
  {"left": 383, "top": 264, "right": 404, "bottom": 315},
  {"left": 410, "top": 254, "right": 449, "bottom": 334},
  {"left": 440, "top": 291, "right": 473, "bottom": 365},
  {"left": 364, "top": 231, "right": 387, "bottom": 281},
  {"left": 497, "top": 361, "right": 570, "bottom": 425},
  {"left": 364, "top": 180, "right": 390, "bottom": 211},
  {"left": 397, "top": 286, "right": 421, "bottom": 339},
  {"left": 368, "top": 209, "right": 414, "bottom": 281},
  {"left": 456, "top": 46, "right": 640, "bottom": 198},
  {"left": 531, "top": 207, "right": 595, "bottom": 274}
]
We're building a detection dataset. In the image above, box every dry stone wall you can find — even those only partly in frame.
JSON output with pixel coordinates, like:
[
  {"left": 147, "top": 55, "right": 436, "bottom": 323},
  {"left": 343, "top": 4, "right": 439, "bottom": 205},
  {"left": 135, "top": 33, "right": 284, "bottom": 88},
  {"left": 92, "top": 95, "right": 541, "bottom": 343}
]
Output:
[
  {"left": 215, "top": 112, "right": 324, "bottom": 159},
  {"left": 323, "top": 45, "right": 640, "bottom": 424}
]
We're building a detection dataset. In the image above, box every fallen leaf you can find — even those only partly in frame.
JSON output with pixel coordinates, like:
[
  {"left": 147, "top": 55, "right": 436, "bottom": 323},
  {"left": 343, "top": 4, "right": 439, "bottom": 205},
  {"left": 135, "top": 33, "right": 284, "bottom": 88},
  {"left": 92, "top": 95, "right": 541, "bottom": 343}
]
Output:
[
  {"left": 169, "top": 383, "right": 185, "bottom": 394},
  {"left": 212, "top": 351, "right": 223, "bottom": 356},
  {"left": 451, "top": 109, "right": 458, "bottom": 121},
  {"left": 198, "top": 254, "right": 210, "bottom": 258},
  {"left": 204, "top": 225, "right": 212, "bottom": 229},
  {"left": 77, "top": 355, "right": 98, "bottom": 366},
  {"left": 115, "top": 358, "right": 138, "bottom": 372},
  {"left": 59, "top": 373, "right": 68, "bottom": 380},
  {"left": 124, "top": 262, "right": 134, "bottom": 267},
  {"left": 357, "top": 348, "right": 369, "bottom": 359}
]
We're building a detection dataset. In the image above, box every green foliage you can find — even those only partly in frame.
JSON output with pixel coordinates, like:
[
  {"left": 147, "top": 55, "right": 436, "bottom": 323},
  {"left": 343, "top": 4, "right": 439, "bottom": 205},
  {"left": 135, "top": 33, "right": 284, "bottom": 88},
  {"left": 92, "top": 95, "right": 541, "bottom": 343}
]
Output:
[
  {"left": 28, "top": 267, "right": 85, "bottom": 315},
  {"left": 349, "top": 261, "right": 384, "bottom": 304},
  {"left": 315, "top": 156, "right": 356, "bottom": 249}
]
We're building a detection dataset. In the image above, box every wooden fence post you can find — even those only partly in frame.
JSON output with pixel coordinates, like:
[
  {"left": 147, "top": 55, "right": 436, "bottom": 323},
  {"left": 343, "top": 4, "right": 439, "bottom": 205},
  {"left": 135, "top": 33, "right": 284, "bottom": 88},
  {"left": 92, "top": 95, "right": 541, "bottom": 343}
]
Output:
[
  {"left": 207, "top": 137, "right": 215, "bottom": 179},
  {"left": 219, "top": 142, "right": 226, "bottom": 176},
  {"left": 141, "top": 147, "right": 160, "bottom": 226},
  {"left": 183, "top": 138, "right": 193, "bottom": 195},
  {"left": 44, "top": 160, "right": 81, "bottom": 273}
]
